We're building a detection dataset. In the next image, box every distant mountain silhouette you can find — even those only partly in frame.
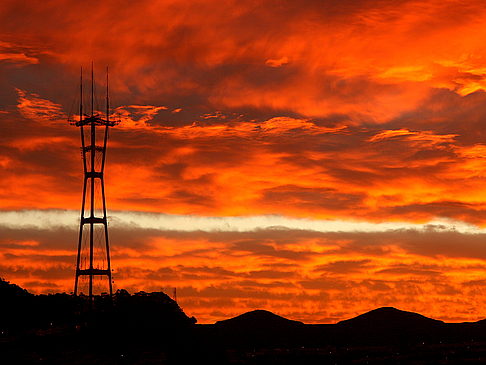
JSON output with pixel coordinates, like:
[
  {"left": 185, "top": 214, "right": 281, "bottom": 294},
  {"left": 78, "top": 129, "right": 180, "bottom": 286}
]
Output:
[
  {"left": 331, "top": 307, "right": 446, "bottom": 345},
  {"left": 208, "top": 310, "right": 306, "bottom": 349},
  {"left": 215, "top": 309, "right": 303, "bottom": 330},
  {"left": 337, "top": 306, "right": 443, "bottom": 329}
]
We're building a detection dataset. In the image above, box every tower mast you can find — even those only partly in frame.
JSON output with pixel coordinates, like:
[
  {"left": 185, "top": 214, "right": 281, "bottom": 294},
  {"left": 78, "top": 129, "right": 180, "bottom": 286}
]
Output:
[{"left": 72, "top": 64, "right": 118, "bottom": 302}]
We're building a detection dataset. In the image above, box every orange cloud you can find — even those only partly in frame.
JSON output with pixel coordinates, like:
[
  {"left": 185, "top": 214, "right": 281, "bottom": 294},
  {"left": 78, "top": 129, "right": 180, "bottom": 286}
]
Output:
[
  {"left": 2, "top": 0, "right": 486, "bottom": 122},
  {"left": 6, "top": 88, "right": 486, "bottom": 225},
  {"left": 4, "top": 0, "right": 486, "bottom": 325},
  {"left": 265, "top": 56, "right": 289, "bottom": 68},
  {"left": 16, "top": 89, "right": 66, "bottom": 123},
  {"left": 368, "top": 129, "right": 457, "bottom": 144},
  {"left": 3, "top": 226, "right": 486, "bottom": 323},
  {"left": 0, "top": 41, "right": 38, "bottom": 65}
]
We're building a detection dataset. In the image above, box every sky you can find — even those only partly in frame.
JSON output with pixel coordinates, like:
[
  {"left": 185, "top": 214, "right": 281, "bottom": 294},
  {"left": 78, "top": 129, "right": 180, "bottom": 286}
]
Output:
[{"left": 3, "top": 0, "right": 486, "bottom": 323}]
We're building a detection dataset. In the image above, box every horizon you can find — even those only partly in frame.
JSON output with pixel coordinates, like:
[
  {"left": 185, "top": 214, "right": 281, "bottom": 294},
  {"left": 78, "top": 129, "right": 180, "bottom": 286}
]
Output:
[
  {"left": 1, "top": 277, "right": 468, "bottom": 325},
  {"left": 3, "top": 0, "right": 486, "bottom": 324}
]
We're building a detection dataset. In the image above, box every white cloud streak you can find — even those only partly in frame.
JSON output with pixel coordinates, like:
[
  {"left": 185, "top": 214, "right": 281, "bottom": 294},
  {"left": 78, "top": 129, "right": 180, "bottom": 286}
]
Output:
[{"left": 0, "top": 209, "right": 483, "bottom": 234}]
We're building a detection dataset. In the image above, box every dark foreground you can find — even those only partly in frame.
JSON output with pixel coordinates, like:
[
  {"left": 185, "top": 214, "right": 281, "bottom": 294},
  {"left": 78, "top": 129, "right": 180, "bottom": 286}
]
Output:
[{"left": 2, "top": 278, "right": 486, "bottom": 364}]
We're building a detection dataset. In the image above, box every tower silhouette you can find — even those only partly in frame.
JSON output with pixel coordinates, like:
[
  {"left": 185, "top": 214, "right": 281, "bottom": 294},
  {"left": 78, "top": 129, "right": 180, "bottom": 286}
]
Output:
[{"left": 72, "top": 65, "right": 118, "bottom": 300}]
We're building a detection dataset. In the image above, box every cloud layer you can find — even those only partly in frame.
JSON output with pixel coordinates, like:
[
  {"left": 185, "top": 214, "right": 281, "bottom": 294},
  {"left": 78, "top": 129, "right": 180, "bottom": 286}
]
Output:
[{"left": 2, "top": 0, "right": 486, "bottom": 323}]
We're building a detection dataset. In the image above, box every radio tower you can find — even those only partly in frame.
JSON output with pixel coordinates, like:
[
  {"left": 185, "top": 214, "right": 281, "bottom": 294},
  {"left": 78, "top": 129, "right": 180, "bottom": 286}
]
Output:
[{"left": 72, "top": 64, "right": 118, "bottom": 301}]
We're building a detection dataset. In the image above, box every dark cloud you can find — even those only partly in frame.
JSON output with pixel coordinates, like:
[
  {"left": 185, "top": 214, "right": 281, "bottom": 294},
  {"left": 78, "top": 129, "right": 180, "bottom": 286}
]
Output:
[{"left": 314, "top": 259, "right": 373, "bottom": 274}]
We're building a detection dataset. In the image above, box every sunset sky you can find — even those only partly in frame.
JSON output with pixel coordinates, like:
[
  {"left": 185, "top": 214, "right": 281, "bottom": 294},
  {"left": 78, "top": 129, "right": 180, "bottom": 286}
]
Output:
[{"left": 4, "top": 0, "right": 486, "bottom": 323}]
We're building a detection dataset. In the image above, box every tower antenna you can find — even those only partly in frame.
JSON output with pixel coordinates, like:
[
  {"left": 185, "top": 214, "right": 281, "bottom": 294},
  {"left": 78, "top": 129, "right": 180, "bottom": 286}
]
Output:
[
  {"left": 80, "top": 67, "right": 83, "bottom": 121},
  {"left": 106, "top": 66, "right": 109, "bottom": 122},
  {"left": 91, "top": 61, "right": 94, "bottom": 116}
]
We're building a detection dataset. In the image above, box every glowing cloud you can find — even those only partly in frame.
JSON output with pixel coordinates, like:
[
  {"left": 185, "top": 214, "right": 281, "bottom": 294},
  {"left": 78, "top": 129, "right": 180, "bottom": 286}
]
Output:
[{"left": 4, "top": 0, "right": 486, "bottom": 324}]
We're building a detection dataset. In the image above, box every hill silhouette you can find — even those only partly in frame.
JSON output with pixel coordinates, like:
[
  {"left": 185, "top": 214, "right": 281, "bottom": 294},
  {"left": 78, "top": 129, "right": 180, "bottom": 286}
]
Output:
[
  {"left": 337, "top": 306, "right": 443, "bottom": 328},
  {"left": 0, "top": 277, "right": 200, "bottom": 364},
  {"left": 0, "top": 278, "right": 195, "bottom": 335},
  {"left": 332, "top": 306, "right": 447, "bottom": 345},
  {"left": 0, "top": 277, "right": 31, "bottom": 297},
  {"left": 215, "top": 309, "right": 303, "bottom": 330}
]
